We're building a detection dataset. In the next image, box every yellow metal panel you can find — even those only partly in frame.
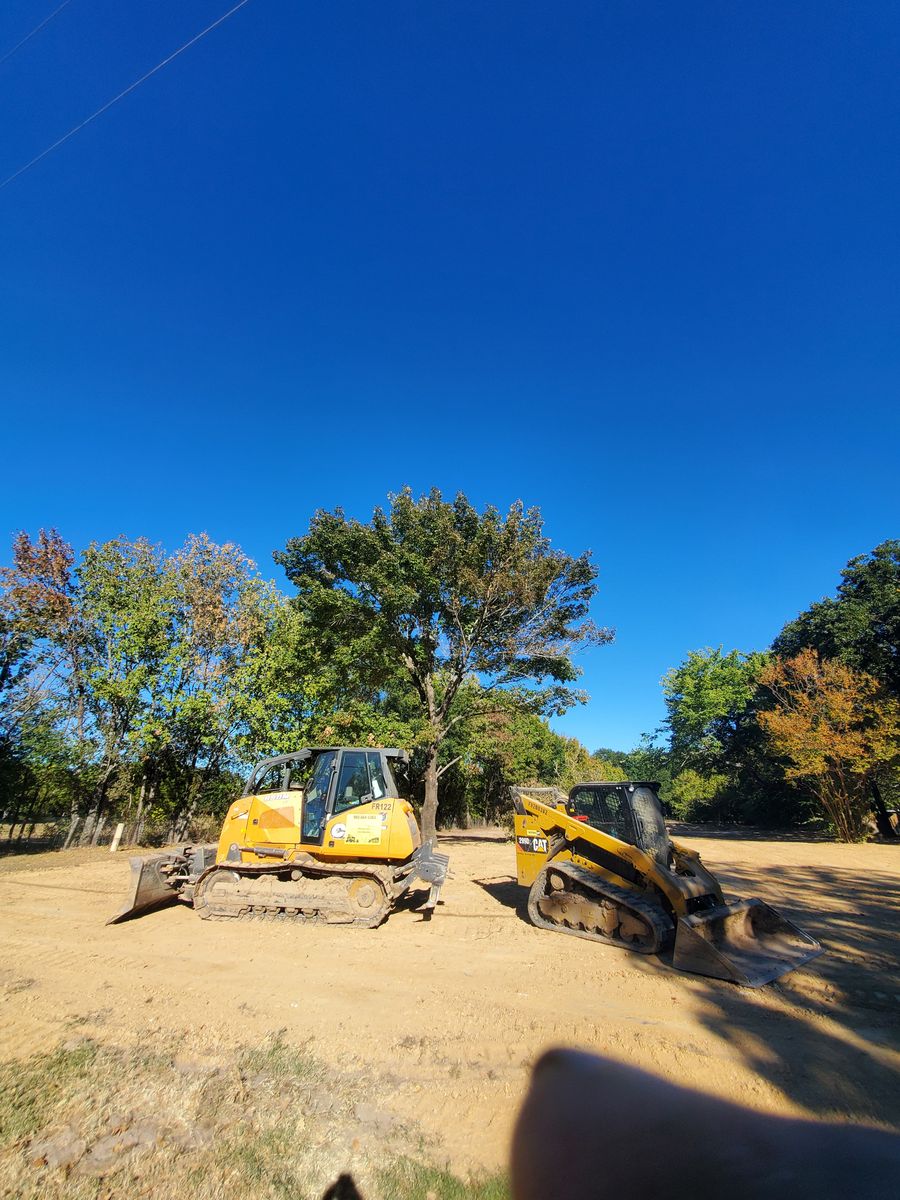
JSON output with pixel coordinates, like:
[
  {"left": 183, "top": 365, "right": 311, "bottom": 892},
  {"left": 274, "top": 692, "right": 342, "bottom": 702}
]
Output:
[
  {"left": 247, "top": 792, "right": 302, "bottom": 844},
  {"left": 216, "top": 801, "right": 250, "bottom": 862},
  {"left": 216, "top": 793, "right": 418, "bottom": 866},
  {"left": 514, "top": 813, "right": 550, "bottom": 886},
  {"left": 322, "top": 798, "right": 416, "bottom": 862}
]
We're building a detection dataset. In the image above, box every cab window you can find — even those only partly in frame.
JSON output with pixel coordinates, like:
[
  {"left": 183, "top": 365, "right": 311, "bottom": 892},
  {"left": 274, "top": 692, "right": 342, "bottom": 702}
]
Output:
[
  {"left": 569, "top": 786, "right": 636, "bottom": 844},
  {"left": 253, "top": 764, "right": 285, "bottom": 794},
  {"left": 334, "top": 751, "right": 371, "bottom": 814},
  {"left": 366, "top": 752, "right": 388, "bottom": 799}
]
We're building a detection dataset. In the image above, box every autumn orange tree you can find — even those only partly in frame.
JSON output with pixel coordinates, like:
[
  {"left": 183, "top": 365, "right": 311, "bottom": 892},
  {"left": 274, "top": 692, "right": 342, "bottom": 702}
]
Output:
[{"left": 757, "top": 649, "right": 900, "bottom": 841}]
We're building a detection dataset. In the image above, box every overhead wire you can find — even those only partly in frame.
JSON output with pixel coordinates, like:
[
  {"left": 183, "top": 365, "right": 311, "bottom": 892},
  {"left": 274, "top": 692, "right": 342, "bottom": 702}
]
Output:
[
  {"left": 0, "top": 0, "right": 254, "bottom": 191},
  {"left": 0, "top": 0, "right": 74, "bottom": 69}
]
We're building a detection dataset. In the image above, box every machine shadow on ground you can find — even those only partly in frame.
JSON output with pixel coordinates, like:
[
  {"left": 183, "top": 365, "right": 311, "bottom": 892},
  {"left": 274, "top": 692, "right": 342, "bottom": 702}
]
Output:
[{"left": 472, "top": 876, "right": 530, "bottom": 921}]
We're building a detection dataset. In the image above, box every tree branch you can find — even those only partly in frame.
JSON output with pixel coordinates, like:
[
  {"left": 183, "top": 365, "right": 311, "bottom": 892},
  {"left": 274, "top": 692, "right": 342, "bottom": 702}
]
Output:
[{"left": 436, "top": 755, "right": 462, "bottom": 778}]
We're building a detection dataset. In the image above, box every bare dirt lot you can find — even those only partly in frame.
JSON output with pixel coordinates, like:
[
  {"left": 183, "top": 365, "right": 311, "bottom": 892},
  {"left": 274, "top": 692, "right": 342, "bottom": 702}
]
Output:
[{"left": 0, "top": 829, "right": 898, "bottom": 1191}]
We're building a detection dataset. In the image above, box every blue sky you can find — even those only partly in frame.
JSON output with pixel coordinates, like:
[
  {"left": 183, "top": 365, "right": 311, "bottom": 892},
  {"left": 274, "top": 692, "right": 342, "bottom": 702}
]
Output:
[{"left": 1, "top": 1, "right": 898, "bottom": 750}]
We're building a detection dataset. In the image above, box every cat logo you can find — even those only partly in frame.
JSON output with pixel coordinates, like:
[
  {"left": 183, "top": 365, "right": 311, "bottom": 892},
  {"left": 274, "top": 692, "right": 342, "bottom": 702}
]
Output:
[{"left": 517, "top": 835, "right": 548, "bottom": 855}]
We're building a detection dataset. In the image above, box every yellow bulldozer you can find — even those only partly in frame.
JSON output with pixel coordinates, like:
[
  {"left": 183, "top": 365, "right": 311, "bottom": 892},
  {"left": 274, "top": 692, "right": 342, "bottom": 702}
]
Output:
[
  {"left": 513, "top": 782, "right": 822, "bottom": 987},
  {"left": 109, "top": 747, "right": 448, "bottom": 927}
]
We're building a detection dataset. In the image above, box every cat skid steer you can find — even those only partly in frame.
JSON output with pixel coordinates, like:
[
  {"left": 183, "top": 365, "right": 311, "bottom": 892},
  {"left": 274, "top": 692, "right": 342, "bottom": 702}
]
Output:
[{"left": 513, "top": 783, "right": 821, "bottom": 987}]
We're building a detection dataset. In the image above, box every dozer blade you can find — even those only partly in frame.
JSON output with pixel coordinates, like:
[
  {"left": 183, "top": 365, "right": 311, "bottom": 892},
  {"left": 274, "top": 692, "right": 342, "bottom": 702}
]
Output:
[
  {"left": 106, "top": 854, "right": 182, "bottom": 925},
  {"left": 673, "top": 898, "right": 822, "bottom": 988}
]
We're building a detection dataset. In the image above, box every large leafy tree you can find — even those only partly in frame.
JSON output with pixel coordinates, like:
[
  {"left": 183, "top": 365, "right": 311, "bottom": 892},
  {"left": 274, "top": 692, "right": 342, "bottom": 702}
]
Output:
[
  {"left": 0, "top": 530, "right": 94, "bottom": 833},
  {"left": 658, "top": 647, "right": 806, "bottom": 824},
  {"left": 774, "top": 541, "right": 900, "bottom": 830},
  {"left": 1, "top": 530, "right": 316, "bottom": 842},
  {"left": 275, "top": 488, "right": 609, "bottom": 838},
  {"left": 597, "top": 737, "right": 672, "bottom": 803},
  {"left": 774, "top": 541, "right": 900, "bottom": 695},
  {"left": 662, "top": 647, "right": 771, "bottom": 772},
  {"left": 757, "top": 650, "right": 900, "bottom": 841}
]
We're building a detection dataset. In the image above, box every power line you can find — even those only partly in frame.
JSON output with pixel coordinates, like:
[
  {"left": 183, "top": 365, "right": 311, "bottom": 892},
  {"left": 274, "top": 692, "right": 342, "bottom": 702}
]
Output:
[
  {"left": 0, "top": 0, "right": 254, "bottom": 191},
  {"left": 0, "top": 1, "right": 74, "bottom": 69}
]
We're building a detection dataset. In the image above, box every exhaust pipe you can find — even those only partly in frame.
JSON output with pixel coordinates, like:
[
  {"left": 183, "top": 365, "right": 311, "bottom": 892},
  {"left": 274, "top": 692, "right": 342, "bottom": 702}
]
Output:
[{"left": 673, "top": 898, "right": 822, "bottom": 988}]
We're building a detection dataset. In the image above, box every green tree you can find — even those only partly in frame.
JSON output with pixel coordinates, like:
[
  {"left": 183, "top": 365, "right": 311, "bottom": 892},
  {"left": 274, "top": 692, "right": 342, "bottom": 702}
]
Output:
[
  {"left": 774, "top": 541, "right": 900, "bottom": 694},
  {"left": 154, "top": 534, "right": 312, "bottom": 835},
  {"left": 0, "top": 530, "right": 93, "bottom": 834},
  {"left": 662, "top": 647, "right": 771, "bottom": 771},
  {"left": 76, "top": 537, "right": 178, "bottom": 841},
  {"left": 1, "top": 529, "right": 321, "bottom": 844},
  {"left": 667, "top": 768, "right": 729, "bottom": 821},
  {"left": 275, "top": 489, "right": 609, "bottom": 838}
]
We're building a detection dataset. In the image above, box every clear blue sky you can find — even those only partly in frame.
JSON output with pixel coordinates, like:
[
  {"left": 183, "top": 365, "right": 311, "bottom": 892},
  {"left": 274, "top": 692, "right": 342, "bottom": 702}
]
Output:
[{"left": 2, "top": 1, "right": 898, "bottom": 751}]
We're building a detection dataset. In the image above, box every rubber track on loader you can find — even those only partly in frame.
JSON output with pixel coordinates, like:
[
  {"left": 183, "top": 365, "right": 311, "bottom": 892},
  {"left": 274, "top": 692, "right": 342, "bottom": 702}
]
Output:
[
  {"left": 527, "top": 859, "right": 673, "bottom": 954},
  {"left": 192, "top": 860, "right": 394, "bottom": 928}
]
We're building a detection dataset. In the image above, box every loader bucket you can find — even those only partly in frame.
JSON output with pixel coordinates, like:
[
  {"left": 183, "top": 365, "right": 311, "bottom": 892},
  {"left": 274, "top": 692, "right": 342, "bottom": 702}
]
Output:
[
  {"left": 106, "top": 853, "right": 181, "bottom": 924},
  {"left": 673, "top": 898, "right": 822, "bottom": 988}
]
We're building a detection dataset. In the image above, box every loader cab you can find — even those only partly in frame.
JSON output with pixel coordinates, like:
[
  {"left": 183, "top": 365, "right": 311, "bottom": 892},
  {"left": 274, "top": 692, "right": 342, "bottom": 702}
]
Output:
[
  {"left": 242, "top": 747, "right": 407, "bottom": 847},
  {"left": 567, "top": 782, "right": 671, "bottom": 865}
]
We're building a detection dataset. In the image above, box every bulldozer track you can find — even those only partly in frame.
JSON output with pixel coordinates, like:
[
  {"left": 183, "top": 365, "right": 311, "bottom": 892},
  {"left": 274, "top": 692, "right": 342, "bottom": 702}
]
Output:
[
  {"left": 192, "top": 860, "right": 394, "bottom": 928},
  {"left": 527, "top": 859, "right": 673, "bottom": 954}
]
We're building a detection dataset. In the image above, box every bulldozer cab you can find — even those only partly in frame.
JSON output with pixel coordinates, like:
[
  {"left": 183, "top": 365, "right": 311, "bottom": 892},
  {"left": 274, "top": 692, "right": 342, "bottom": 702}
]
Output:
[
  {"left": 567, "top": 782, "right": 671, "bottom": 866},
  {"left": 243, "top": 747, "right": 407, "bottom": 846}
]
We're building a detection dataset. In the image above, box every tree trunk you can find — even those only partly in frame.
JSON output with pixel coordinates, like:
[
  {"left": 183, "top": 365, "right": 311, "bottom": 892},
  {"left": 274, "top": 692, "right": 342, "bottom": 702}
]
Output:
[
  {"left": 173, "top": 801, "right": 196, "bottom": 843},
  {"left": 421, "top": 745, "right": 439, "bottom": 842},
  {"left": 80, "top": 762, "right": 115, "bottom": 846},
  {"left": 65, "top": 794, "right": 80, "bottom": 843},
  {"left": 130, "top": 773, "right": 149, "bottom": 845},
  {"left": 90, "top": 815, "right": 107, "bottom": 846},
  {"left": 871, "top": 777, "right": 897, "bottom": 839},
  {"left": 63, "top": 815, "right": 81, "bottom": 850},
  {"left": 134, "top": 778, "right": 155, "bottom": 846}
]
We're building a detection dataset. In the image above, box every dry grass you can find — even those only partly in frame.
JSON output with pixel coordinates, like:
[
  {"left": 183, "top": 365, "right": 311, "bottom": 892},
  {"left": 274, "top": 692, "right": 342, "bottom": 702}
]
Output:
[{"left": 0, "top": 1034, "right": 508, "bottom": 1200}]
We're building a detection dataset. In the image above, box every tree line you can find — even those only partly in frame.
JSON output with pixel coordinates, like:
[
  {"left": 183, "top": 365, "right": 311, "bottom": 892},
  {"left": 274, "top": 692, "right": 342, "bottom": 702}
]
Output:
[
  {"left": 654, "top": 540, "right": 900, "bottom": 840},
  {"left": 1, "top": 489, "right": 897, "bottom": 844}
]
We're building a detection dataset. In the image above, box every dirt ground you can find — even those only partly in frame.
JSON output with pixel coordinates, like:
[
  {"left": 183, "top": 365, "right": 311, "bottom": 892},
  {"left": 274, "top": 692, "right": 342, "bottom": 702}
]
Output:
[{"left": 0, "top": 830, "right": 897, "bottom": 1178}]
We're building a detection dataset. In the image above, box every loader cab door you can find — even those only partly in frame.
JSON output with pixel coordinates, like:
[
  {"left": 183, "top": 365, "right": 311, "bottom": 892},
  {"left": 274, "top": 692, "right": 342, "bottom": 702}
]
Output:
[
  {"left": 628, "top": 785, "right": 671, "bottom": 866},
  {"left": 328, "top": 750, "right": 403, "bottom": 850},
  {"left": 299, "top": 750, "right": 338, "bottom": 844}
]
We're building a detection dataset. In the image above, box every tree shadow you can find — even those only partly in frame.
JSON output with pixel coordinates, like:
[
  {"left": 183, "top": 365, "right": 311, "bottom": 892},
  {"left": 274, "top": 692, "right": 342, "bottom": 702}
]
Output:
[
  {"left": 0, "top": 835, "right": 66, "bottom": 857},
  {"left": 681, "top": 969, "right": 900, "bottom": 1126},
  {"left": 473, "top": 861, "right": 900, "bottom": 1127},
  {"left": 668, "top": 822, "right": 835, "bottom": 843},
  {"left": 706, "top": 860, "right": 899, "bottom": 1021},
  {"left": 650, "top": 857, "right": 899, "bottom": 1126}
]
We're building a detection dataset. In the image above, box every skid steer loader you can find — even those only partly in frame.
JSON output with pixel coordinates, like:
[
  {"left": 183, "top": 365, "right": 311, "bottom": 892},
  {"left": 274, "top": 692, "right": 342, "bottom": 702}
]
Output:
[
  {"left": 513, "top": 782, "right": 822, "bottom": 987},
  {"left": 108, "top": 747, "right": 448, "bottom": 928}
]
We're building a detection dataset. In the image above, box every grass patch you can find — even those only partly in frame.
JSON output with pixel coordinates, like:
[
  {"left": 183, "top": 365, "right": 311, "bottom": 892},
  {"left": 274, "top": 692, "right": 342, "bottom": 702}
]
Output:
[
  {"left": 376, "top": 1158, "right": 509, "bottom": 1200},
  {"left": 0, "top": 1034, "right": 505, "bottom": 1200},
  {"left": 0, "top": 1040, "right": 99, "bottom": 1143}
]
